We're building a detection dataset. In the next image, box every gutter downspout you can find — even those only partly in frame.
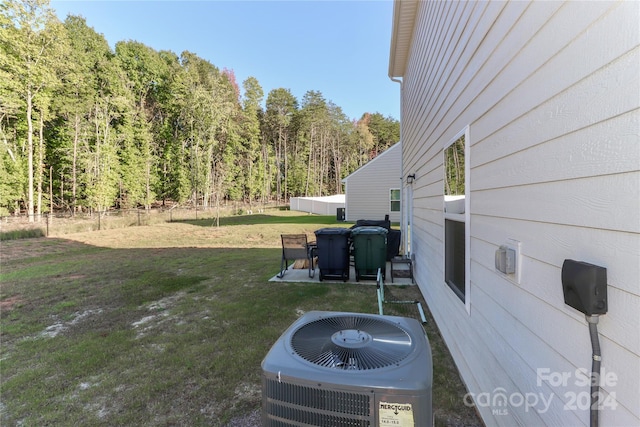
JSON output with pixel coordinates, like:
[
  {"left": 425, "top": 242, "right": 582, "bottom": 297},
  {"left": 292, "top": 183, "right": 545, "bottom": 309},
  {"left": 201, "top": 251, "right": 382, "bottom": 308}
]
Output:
[{"left": 390, "top": 76, "right": 408, "bottom": 256}]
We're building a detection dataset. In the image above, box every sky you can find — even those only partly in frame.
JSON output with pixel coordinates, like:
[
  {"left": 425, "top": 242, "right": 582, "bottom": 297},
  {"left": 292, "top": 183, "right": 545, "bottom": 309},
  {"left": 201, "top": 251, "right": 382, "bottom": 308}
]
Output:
[{"left": 50, "top": 0, "right": 401, "bottom": 121}]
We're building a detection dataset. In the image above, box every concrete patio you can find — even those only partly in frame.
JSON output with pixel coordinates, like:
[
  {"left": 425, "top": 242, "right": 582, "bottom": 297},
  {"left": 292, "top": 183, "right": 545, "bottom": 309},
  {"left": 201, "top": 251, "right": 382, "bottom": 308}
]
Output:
[{"left": 269, "top": 260, "right": 414, "bottom": 286}]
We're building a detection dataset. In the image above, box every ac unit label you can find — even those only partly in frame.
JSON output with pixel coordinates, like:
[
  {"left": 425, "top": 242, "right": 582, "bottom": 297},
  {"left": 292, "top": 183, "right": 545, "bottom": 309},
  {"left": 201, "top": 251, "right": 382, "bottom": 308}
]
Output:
[{"left": 379, "top": 402, "right": 414, "bottom": 427}]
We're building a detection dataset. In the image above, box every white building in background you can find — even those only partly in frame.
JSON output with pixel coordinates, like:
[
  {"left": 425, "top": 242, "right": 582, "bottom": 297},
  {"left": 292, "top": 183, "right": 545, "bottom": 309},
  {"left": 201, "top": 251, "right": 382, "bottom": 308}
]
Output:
[
  {"left": 289, "top": 194, "right": 345, "bottom": 217},
  {"left": 342, "top": 142, "right": 402, "bottom": 223}
]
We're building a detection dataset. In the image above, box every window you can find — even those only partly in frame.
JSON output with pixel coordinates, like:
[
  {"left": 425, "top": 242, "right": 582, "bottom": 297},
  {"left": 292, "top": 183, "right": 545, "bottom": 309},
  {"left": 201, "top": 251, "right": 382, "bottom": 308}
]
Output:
[
  {"left": 390, "top": 189, "right": 401, "bottom": 212},
  {"left": 444, "top": 133, "right": 467, "bottom": 303},
  {"left": 445, "top": 219, "right": 465, "bottom": 300}
]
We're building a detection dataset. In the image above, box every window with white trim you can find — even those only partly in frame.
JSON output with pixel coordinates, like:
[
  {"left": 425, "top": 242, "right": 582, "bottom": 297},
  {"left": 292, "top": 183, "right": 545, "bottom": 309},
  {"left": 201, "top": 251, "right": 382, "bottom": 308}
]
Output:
[
  {"left": 390, "top": 189, "right": 401, "bottom": 212},
  {"left": 444, "top": 133, "right": 466, "bottom": 302}
]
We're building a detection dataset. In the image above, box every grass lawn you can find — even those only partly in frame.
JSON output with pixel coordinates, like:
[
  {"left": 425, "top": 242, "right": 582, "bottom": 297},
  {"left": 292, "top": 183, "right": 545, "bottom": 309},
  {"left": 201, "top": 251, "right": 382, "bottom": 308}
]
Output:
[{"left": 0, "top": 210, "right": 482, "bottom": 426}]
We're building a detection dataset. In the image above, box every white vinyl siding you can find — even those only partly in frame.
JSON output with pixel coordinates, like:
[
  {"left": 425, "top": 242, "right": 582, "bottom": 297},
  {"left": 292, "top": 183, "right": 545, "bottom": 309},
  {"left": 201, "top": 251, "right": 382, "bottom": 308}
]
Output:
[
  {"left": 343, "top": 142, "right": 402, "bottom": 222},
  {"left": 396, "top": 1, "right": 639, "bottom": 426}
]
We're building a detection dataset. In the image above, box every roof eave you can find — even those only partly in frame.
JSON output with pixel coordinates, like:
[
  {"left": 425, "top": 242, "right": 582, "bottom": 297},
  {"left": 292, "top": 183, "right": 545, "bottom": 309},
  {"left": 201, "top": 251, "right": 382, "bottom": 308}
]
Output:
[{"left": 388, "top": 0, "right": 419, "bottom": 79}]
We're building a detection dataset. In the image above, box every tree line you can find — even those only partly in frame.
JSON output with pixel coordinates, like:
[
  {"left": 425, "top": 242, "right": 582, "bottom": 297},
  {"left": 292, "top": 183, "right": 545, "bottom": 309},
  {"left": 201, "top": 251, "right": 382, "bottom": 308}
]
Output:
[{"left": 0, "top": 0, "right": 399, "bottom": 220}]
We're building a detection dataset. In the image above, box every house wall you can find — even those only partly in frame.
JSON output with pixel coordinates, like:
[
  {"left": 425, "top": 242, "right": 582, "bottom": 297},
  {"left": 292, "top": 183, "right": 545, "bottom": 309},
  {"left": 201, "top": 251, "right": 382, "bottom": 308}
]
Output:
[
  {"left": 399, "top": 1, "right": 639, "bottom": 426},
  {"left": 344, "top": 142, "right": 402, "bottom": 223}
]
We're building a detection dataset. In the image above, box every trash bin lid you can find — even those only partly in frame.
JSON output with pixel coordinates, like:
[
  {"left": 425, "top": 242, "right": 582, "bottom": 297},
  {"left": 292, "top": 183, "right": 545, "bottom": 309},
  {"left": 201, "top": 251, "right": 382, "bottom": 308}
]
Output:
[
  {"left": 351, "top": 226, "right": 388, "bottom": 235},
  {"left": 314, "top": 227, "right": 352, "bottom": 236}
]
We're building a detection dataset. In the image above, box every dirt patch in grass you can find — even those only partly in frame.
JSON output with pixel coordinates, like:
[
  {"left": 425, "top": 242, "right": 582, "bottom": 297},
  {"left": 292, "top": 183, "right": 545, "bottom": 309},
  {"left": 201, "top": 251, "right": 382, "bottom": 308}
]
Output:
[
  {"left": 0, "top": 295, "right": 22, "bottom": 311},
  {"left": 1, "top": 238, "right": 90, "bottom": 263}
]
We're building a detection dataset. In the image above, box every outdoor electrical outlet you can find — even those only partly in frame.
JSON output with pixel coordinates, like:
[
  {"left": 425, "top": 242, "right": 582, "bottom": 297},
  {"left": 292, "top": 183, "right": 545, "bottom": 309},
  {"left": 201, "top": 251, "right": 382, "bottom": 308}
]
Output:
[
  {"left": 495, "top": 239, "right": 522, "bottom": 284},
  {"left": 496, "top": 246, "right": 516, "bottom": 274}
]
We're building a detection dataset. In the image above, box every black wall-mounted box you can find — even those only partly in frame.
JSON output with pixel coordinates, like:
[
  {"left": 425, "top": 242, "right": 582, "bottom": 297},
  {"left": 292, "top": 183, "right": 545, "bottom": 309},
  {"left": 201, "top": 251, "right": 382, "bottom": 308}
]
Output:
[{"left": 561, "top": 259, "right": 607, "bottom": 316}]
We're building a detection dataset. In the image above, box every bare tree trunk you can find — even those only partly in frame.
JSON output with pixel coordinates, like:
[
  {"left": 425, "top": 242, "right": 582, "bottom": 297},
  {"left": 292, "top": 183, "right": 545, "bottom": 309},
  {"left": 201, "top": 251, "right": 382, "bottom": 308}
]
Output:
[
  {"left": 333, "top": 143, "right": 341, "bottom": 194},
  {"left": 37, "top": 112, "right": 45, "bottom": 219},
  {"left": 72, "top": 113, "right": 79, "bottom": 216},
  {"left": 248, "top": 159, "right": 253, "bottom": 211},
  {"left": 215, "top": 188, "right": 220, "bottom": 228},
  {"left": 283, "top": 132, "right": 288, "bottom": 202},
  {"left": 146, "top": 161, "right": 151, "bottom": 210},
  {"left": 305, "top": 126, "right": 314, "bottom": 196},
  {"left": 60, "top": 170, "right": 64, "bottom": 210},
  {"left": 27, "top": 92, "right": 35, "bottom": 222},
  {"left": 262, "top": 143, "right": 269, "bottom": 207},
  {"left": 49, "top": 166, "right": 53, "bottom": 216},
  {"left": 95, "top": 104, "right": 101, "bottom": 211},
  {"left": 276, "top": 126, "right": 282, "bottom": 204},
  {"left": 318, "top": 129, "right": 327, "bottom": 195}
]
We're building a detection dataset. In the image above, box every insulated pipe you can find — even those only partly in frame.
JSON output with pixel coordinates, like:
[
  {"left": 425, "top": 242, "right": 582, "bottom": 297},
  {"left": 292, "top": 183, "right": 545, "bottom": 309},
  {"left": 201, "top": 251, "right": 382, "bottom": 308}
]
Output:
[
  {"left": 417, "top": 302, "right": 427, "bottom": 324},
  {"left": 377, "top": 288, "right": 384, "bottom": 316},
  {"left": 586, "top": 315, "right": 601, "bottom": 427},
  {"left": 377, "top": 268, "right": 385, "bottom": 315}
]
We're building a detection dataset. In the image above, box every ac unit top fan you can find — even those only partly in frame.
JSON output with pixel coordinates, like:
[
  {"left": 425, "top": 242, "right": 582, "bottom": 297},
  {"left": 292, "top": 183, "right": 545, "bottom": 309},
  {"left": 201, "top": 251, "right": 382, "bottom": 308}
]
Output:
[
  {"left": 262, "top": 311, "right": 433, "bottom": 426},
  {"left": 290, "top": 312, "right": 414, "bottom": 370}
]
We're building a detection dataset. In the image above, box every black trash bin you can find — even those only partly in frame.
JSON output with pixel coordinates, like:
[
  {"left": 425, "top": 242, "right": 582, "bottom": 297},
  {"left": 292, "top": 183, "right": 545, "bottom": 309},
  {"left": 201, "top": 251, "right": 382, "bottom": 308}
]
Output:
[
  {"left": 386, "top": 229, "right": 401, "bottom": 260},
  {"left": 351, "top": 226, "right": 388, "bottom": 281},
  {"left": 314, "top": 227, "right": 351, "bottom": 282}
]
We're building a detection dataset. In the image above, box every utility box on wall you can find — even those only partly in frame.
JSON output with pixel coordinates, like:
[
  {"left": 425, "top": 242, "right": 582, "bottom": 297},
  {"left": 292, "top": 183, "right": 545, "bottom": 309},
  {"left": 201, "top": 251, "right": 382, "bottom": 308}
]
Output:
[{"left": 561, "top": 259, "right": 607, "bottom": 316}]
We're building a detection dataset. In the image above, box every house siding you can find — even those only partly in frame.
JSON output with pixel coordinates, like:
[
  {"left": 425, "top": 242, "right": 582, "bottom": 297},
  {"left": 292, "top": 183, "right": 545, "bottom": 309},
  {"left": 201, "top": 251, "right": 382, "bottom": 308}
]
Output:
[
  {"left": 343, "top": 142, "right": 402, "bottom": 223},
  {"left": 398, "top": 1, "right": 639, "bottom": 426}
]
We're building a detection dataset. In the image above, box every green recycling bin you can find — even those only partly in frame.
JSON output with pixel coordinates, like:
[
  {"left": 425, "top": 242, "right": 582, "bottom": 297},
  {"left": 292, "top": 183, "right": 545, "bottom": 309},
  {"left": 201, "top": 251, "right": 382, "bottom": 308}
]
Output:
[{"left": 351, "top": 226, "right": 388, "bottom": 281}]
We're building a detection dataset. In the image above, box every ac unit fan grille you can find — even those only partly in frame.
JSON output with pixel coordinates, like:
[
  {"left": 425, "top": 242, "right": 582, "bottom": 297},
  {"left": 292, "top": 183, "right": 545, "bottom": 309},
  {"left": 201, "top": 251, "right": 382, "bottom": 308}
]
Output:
[
  {"left": 266, "top": 404, "right": 370, "bottom": 427},
  {"left": 264, "top": 378, "right": 371, "bottom": 426},
  {"left": 290, "top": 314, "right": 413, "bottom": 370}
]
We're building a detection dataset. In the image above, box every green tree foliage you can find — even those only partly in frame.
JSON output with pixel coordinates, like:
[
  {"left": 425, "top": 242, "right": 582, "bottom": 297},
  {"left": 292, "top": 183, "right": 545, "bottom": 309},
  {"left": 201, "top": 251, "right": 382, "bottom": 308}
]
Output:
[
  {"left": 1, "top": 0, "right": 66, "bottom": 220},
  {"left": 444, "top": 135, "right": 465, "bottom": 196},
  {"left": 0, "top": 1, "right": 400, "bottom": 215},
  {"left": 0, "top": 3, "right": 26, "bottom": 216},
  {"left": 53, "top": 14, "right": 117, "bottom": 214},
  {"left": 360, "top": 112, "right": 400, "bottom": 155},
  {"left": 0, "top": 141, "right": 25, "bottom": 216},
  {"left": 115, "top": 40, "right": 169, "bottom": 209},
  {"left": 238, "top": 76, "right": 263, "bottom": 209},
  {"left": 264, "top": 87, "right": 298, "bottom": 203},
  {"left": 154, "top": 50, "right": 190, "bottom": 205}
]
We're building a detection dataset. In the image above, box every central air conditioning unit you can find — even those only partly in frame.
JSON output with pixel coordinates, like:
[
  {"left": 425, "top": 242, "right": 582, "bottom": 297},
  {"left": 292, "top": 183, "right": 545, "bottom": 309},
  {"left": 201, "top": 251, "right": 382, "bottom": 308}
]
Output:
[{"left": 262, "top": 311, "right": 432, "bottom": 426}]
